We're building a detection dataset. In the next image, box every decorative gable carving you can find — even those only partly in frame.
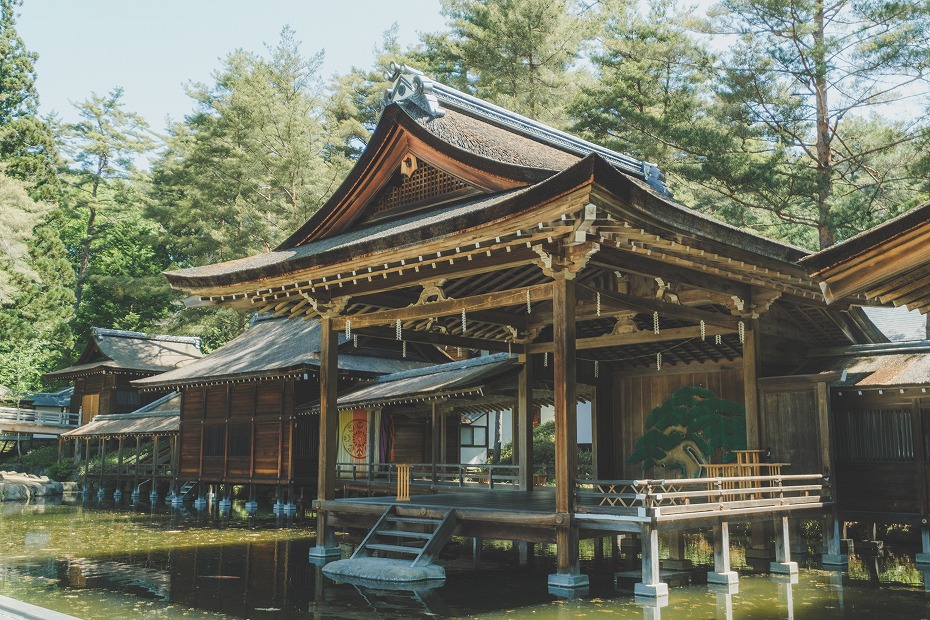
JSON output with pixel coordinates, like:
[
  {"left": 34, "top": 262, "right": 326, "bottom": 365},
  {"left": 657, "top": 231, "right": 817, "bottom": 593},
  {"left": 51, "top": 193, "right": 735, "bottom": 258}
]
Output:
[{"left": 365, "top": 158, "right": 480, "bottom": 222}]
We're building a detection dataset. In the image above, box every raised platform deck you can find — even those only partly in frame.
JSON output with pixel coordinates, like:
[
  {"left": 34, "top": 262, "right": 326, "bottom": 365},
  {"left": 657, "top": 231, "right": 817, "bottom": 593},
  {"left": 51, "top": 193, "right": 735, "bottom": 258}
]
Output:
[{"left": 318, "top": 473, "right": 832, "bottom": 541}]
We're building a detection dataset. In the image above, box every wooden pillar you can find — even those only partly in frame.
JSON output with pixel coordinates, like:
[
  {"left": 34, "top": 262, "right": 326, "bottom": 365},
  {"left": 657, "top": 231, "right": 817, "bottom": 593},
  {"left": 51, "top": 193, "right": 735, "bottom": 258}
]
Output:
[
  {"left": 918, "top": 525, "right": 930, "bottom": 565},
  {"left": 431, "top": 402, "right": 440, "bottom": 485},
  {"left": 367, "top": 408, "right": 376, "bottom": 482},
  {"left": 911, "top": 398, "right": 928, "bottom": 516},
  {"left": 743, "top": 322, "right": 760, "bottom": 449},
  {"left": 153, "top": 435, "right": 160, "bottom": 479},
  {"left": 116, "top": 437, "right": 124, "bottom": 489},
  {"left": 133, "top": 436, "right": 142, "bottom": 491},
  {"left": 594, "top": 373, "right": 615, "bottom": 479},
  {"left": 634, "top": 523, "right": 668, "bottom": 597},
  {"left": 770, "top": 515, "right": 798, "bottom": 574},
  {"left": 98, "top": 438, "right": 106, "bottom": 486},
  {"left": 823, "top": 512, "right": 849, "bottom": 566},
  {"left": 440, "top": 411, "right": 448, "bottom": 464},
  {"left": 708, "top": 520, "right": 738, "bottom": 585},
  {"left": 310, "top": 316, "right": 340, "bottom": 559},
  {"left": 517, "top": 349, "right": 534, "bottom": 491},
  {"left": 547, "top": 276, "right": 587, "bottom": 590}
]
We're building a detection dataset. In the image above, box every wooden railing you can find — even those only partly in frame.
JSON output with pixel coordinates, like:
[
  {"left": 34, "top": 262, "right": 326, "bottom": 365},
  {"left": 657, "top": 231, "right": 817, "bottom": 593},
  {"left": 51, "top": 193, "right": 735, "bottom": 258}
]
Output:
[
  {"left": 0, "top": 407, "right": 79, "bottom": 428},
  {"left": 336, "top": 462, "right": 546, "bottom": 489},
  {"left": 576, "top": 473, "right": 829, "bottom": 521}
]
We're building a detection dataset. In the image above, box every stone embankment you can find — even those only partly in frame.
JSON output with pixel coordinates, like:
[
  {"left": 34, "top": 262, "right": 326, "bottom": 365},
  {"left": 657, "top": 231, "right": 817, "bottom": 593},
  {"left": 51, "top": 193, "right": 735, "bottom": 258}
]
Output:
[{"left": 0, "top": 471, "right": 75, "bottom": 501}]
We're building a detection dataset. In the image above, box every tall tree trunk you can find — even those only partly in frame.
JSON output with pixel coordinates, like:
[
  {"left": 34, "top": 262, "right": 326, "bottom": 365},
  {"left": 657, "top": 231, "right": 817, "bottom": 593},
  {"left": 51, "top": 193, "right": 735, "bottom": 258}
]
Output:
[
  {"left": 813, "top": 0, "right": 835, "bottom": 249},
  {"left": 73, "top": 156, "right": 105, "bottom": 315},
  {"left": 73, "top": 204, "right": 96, "bottom": 314}
]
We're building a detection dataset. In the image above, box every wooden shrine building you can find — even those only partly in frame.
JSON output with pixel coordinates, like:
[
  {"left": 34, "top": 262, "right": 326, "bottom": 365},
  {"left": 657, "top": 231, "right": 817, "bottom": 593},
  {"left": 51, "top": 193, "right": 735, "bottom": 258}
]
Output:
[
  {"left": 131, "top": 314, "right": 433, "bottom": 504},
  {"left": 159, "top": 65, "right": 884, "bottom": 594},
  {"left": 61, "top": 391, "right": 182, "bottom": 501},
  {"left": 44, "top": 328, "right": 202, "bottom": 426},
  {"left": 801, "top": 200, "right": 930, "bottom": 536}
]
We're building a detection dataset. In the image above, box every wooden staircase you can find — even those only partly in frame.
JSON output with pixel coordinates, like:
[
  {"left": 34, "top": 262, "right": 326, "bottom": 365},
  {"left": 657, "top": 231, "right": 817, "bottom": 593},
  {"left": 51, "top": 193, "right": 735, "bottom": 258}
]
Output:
[{"left": 351, "top": 505, "right": 458, "bottom": 567}]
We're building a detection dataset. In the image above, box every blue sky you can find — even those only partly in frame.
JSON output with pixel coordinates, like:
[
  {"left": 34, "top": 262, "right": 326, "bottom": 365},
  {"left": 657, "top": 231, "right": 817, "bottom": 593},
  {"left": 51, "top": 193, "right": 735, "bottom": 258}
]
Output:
[{"left": 17, "top": 0, "right": 445, "bottom": 132}]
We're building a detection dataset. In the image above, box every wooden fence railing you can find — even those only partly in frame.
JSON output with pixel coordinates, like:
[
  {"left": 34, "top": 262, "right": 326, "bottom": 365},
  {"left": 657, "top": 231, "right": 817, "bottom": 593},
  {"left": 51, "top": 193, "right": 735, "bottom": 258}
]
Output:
[
  {"left": 0, "top": 407, "right": 79, "bottom": 428},
  {"left": 576, "top": 473, "right": 829, "bottom": 521},
  {"left": 336, "top": 462, "right": 549, "bottom": 489}
]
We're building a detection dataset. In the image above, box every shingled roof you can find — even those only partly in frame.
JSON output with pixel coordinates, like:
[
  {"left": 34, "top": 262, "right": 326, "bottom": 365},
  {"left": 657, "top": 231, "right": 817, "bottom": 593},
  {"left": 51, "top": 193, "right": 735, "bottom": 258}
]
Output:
[
  {"left": 62, "top": 391, "right": 181, "bottom": 439},
  {"left": 801, "top": 199, "right": 930, "bottom": 312},
  {"left": 791, "top": 341, "right": 930, "bottom": 389},
  {"left": 45, "top": 328, "right": 202, "bottom": 380},
  {"left": 132, "top": 315, "right": 430, "bottom": 390}
]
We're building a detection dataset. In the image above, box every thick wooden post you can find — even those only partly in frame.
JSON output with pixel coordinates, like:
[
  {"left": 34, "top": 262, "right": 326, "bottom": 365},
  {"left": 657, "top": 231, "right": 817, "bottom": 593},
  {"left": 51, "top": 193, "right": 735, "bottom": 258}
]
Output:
[
  {"left": 548, "top": 276, "right": 587, "bottom": 591},
  {"left": 635, "top": 523, "right": 668, "bottom": 597},
  {"left": 367, "top": 408, "right": 376, "bottom": 481},
  {"left": 594, "top": 373, "right": 615, "bottom": 478},
  {"left": 310, "top": 316, "right": 340, "bottom": 559},
  {"left": 553, "top": 276, "right": 577, "bottom": 516},
  {"left": 517, "top": 350, "right": 534, "bottom": 491},
  {"left": 431, "top": 402, "right": 440, "bottom": 485},
  {"left": 770, "top": 515, "right": 798, "bottom": 574},
  {"left": 823, "top": 512, "right": 849, "bottom": 566},
  {"left": 708, "top": 520, "right": 738, "bottom": 585},
  {"left": 918, "top": 525, "right": 930, "bottom": 565},
  {"left": 743, "top": 322, "right": 760, "bottom": 449}
]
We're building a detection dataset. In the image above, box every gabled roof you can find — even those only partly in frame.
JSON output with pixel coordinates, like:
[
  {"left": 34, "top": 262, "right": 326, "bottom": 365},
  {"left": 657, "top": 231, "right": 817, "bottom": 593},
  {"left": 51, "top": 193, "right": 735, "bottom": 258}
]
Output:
[
  {"left": 45, "top": 328, "right": 203, "bottom": 380},
  {"left": 791, "top": 341, "right": 930, "bottom": 389},
  {"left": 23, "top": 386, "right": 73, "bottom": 408},
  {"left": 300, "top": 353, "right": 521, "bottom": 413},
  {"left": 800, "top": 200, "right": 930, "bottom": 311},
  {"left": 132, "top": 315, "right": 430, "bottom": 390},
  {"left": 166, "top": 155, "right": 811, "bottom": 295},
  {"left": 62, "top": 391, "right": 181, "bottom": 438},
  {"left": 278, "top": 65, "right": 665, "bottom": 249}
]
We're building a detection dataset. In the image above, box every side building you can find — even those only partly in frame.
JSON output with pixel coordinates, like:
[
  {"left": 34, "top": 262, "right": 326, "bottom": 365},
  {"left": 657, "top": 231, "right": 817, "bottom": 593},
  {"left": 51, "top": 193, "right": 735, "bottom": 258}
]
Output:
[
  {"left": 131, "top": 315, "right": 436, "bottom": 507},
  {"left": 44, "top": 328, "right": 202, "bottom": 425}
]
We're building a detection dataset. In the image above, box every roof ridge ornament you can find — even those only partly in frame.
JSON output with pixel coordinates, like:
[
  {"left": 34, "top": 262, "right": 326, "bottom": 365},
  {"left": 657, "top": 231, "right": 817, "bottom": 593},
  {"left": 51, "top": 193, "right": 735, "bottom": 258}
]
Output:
[{"left": 383, "top": 61, "right": 445, "bottom": 118}]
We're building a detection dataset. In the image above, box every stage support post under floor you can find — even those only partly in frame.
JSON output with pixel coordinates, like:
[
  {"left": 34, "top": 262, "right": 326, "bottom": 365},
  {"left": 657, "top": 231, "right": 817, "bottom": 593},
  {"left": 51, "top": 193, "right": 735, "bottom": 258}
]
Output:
[
  {"left": 770, "top": 516, "right": 798, "bottom": 575},
  {"left": 708, "top": 519, "right": 738, "bottom": 586}
]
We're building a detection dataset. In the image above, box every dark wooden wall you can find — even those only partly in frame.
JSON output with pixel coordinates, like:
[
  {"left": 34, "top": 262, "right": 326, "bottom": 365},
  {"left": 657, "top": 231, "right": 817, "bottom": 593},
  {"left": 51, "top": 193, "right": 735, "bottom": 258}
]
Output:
[
  {"left": 71, "top": 373, "right": 163, "bottom": 424},
  {"left": 597, "top": 363, "right": 745, "bottom": 478},
  {"left": 758, "top": 381, "right": 830, "bottom": 475},
  {"left": 179, "top": 379, "right": 303, "bottom": 485},
  {"left": 830, "top": 390, "right": 929, "bottom": 520}
]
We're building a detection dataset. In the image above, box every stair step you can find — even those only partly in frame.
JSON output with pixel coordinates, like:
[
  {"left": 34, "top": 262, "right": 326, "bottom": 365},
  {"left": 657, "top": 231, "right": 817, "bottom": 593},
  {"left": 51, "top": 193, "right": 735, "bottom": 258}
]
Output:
[
  {"left": 366, "top": 543, "right": 424, "bottom": 555},
  {"left": 376, "top": 529, "right": 433, "bottom": 539},
  {"left": 386, "top": 516, "right": 441, "bottom": 525}
]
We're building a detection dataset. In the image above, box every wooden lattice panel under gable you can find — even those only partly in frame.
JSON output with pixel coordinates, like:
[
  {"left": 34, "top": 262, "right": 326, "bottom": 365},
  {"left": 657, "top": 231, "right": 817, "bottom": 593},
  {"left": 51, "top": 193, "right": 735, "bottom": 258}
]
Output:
[{"left": 368, "top": 160, "right": 479, "bottom": 220}]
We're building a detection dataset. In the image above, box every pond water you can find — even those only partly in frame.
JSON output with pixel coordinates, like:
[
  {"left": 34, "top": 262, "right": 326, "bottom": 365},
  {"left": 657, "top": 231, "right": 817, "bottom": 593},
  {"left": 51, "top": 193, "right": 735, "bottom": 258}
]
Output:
[{"left": 0, "top": 497, "right": 928, "bottom": 619}]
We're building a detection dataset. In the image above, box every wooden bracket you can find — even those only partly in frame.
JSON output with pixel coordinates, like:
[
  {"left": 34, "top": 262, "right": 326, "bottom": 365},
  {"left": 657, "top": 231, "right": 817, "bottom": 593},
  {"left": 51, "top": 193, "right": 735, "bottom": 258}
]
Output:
[{"left": 415, "top": 279, "right": 450, "bottom": 305}]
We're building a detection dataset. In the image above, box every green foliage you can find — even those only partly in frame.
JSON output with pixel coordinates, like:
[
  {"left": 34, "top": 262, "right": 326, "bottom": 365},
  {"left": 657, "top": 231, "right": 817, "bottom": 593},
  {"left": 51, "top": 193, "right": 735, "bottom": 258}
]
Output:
[
  {"left": 0, "top": 0, "right": 58, "bottom": 200},
  {"left": 499, "top": 420, "right": 592, "bottom": 481},
  {"left": 149, "top": 27, "right": 347, "bottom": 266},
  {"left": 417, "top": 0, "right": 595, "bottom": 125},
  {"left": 47, "top": 459, "right": 77, "bottom": 482},
  {"left": 700, "top": 0, "right": 930, "bottom": 247},
  {"left": 628, "top": 386, "right": 746, "bottom": 476},
  {"left": 3, "top": 444, "right": 59, "bottom": 474},
  {"left": 326, "top": 25, "right": 422, "bottom": 159},
  {"left": 0, "top": 174, "right": 73, "bottom": 398}
]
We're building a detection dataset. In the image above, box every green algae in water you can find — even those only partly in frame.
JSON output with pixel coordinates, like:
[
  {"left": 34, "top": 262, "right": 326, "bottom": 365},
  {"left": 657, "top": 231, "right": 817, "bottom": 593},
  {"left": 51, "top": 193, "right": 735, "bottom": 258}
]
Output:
[{"left": 1, "top": 501, "right": 930, "bottom": 618}]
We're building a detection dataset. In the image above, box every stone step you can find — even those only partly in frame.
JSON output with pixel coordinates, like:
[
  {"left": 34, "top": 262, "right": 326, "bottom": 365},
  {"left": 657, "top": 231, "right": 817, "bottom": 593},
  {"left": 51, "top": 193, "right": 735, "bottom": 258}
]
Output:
[
  {"left": 377, "top": 529, "right": 433, "bottom": 539},
  {"left": 367, "top": 543, "right": 424, "bottom": 555}
]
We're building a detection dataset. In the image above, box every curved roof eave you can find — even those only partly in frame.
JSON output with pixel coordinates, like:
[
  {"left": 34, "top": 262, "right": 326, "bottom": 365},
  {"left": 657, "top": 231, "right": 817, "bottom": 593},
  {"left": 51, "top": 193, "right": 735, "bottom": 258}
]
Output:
[{"left": 277, "top": 103, "right": 557, "bottom": 250}]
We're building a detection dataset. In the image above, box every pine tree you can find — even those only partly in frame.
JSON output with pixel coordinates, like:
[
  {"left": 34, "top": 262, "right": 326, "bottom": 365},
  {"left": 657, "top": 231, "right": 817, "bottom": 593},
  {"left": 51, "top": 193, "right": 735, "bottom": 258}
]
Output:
[
  {"left": 417, "top": 0, "right": 595, "bottom": 125},
  {"left": 0, "top": 0, "right": 58, "bottom": 200},
  {"left": 149, "top": 27, "right": 344, "bottom": 264},
  {"left": 59, "top": 88, "right": 154, "bottom": 315},
  {"left": 704, "top": 0, "right": 930, "bottom": 247}
]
